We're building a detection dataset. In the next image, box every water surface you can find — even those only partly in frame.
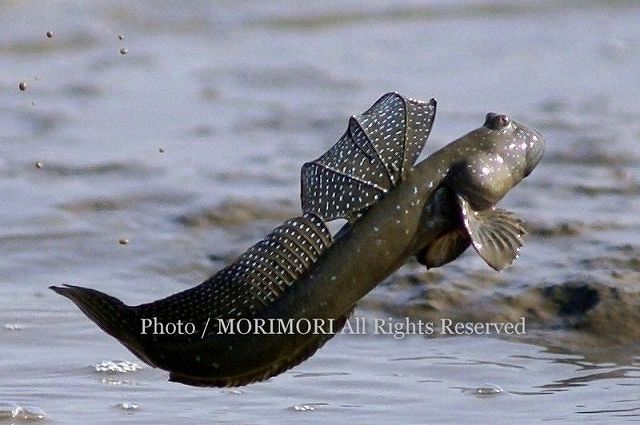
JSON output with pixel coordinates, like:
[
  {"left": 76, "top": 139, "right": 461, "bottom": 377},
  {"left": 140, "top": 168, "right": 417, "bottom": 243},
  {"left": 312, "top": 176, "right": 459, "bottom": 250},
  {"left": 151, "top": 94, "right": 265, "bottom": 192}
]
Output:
[{"left": 1, "top": 0, "right": 639, "bottom": 423}]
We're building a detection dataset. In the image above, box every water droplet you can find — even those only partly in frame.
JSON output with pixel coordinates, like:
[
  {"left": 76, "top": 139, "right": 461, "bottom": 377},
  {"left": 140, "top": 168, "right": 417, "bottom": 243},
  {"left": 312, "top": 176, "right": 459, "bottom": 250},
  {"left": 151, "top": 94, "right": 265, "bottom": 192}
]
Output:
[
  {"left": 95, "top": 360, "right": 141, "bottom": 373},
  {"left": 291, "top": 404, "right": 315, "bottom": 412},
  {"left": 46, "top": 30, "right": 53, "bottom": 38},
  {"left": 4, "top": 323, "right": 25, "bottom": 330},
  {"left": 34, "top": 162, "right": 44, "bottom": 169},
  {"left": 119, "top": 48, "right": 128, "bottom": 55},
  {"left": 119, "top": 402, "right": 139, "bottom": 411},
  {"left": 13, "top": 406, "right": 47, "bottom": 420},
  {"left": 472, "top": 383, "right": 504, "bottom": 397},
  {"left": 118, "top": 238, "right": 129, "bottom": 245},
  {"left": 158, "top": 147, "right": 165, "bottom": 153},
  {"left": 18, "top": 82, "right": 27, "bottom": 91},
  {"left": 118, "top": 34, "right": 124, "bottom": 40}
]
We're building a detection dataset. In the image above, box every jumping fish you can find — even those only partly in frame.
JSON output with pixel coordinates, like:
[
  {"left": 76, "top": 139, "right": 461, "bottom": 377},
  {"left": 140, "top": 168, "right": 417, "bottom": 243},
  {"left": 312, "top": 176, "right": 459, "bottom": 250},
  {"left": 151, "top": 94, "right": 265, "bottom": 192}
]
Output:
[{"left": 51, "top": 93, "right": 544, "bottom": 387}]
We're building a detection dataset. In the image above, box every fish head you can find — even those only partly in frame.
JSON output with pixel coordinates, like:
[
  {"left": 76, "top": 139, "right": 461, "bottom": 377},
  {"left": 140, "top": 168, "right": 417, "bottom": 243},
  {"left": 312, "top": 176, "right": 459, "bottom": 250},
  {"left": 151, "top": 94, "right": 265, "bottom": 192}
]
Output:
[{"left": 448, "top": 113, "right": 544, "bottom": 210}]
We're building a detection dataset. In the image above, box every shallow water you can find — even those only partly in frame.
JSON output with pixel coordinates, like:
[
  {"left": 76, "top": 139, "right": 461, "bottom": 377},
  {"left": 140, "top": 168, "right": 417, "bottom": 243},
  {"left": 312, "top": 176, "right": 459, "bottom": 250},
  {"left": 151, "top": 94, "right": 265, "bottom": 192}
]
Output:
[{"left": 1, "top": 0, "right": 639, "bottom": 423}]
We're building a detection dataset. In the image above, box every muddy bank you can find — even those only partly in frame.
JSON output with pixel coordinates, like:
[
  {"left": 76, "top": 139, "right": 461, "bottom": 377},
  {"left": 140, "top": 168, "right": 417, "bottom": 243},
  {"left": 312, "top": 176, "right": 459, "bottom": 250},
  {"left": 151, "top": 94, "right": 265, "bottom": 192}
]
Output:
[
  {"left": 369, "top": 258, "right": 640, "bottom": 347},
  {"left": 526, "top": 220, "right": 628, "bottom": 237},
  {"left": 175, "top": 198, "right": 297, "bottom": 228}
]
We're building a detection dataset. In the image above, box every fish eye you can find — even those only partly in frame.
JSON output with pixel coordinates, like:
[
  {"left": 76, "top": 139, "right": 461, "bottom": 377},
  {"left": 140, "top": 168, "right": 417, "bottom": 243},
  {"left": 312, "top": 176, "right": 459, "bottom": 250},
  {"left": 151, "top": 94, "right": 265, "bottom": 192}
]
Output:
[{"left": 484, "top": 113, "right": 510, "bottom": 130}]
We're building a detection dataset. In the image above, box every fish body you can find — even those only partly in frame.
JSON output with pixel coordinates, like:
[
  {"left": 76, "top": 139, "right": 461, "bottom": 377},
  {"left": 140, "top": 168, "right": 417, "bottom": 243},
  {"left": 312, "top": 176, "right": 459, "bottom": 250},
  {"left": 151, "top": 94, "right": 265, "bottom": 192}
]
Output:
[{"left": 51, "top": 93, "right": 544, "bottom": 386}]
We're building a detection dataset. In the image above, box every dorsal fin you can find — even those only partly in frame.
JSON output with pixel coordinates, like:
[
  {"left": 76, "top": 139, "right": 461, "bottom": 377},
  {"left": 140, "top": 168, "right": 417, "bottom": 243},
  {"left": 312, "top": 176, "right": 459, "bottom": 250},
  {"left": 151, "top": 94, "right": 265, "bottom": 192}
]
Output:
[
  {"left": 136, "top": 213, "right": 332, "bottom": 324},
  {"left": 301, "top": 92, "right": 437, "bottom": 222}
]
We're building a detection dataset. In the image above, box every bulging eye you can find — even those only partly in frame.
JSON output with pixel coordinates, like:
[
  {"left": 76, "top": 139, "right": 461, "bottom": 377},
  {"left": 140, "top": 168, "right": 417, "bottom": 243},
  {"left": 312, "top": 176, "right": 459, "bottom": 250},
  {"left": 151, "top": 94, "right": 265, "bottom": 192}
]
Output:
[{"left": 484, "top": 112, "right": 510, "bottom": 130}]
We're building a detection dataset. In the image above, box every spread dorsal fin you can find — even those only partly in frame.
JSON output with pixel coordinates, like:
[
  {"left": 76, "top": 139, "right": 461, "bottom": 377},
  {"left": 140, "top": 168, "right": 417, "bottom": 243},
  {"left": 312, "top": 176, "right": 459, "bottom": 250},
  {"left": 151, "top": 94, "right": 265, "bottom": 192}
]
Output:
[
  {"left": 136, "top": 213, "right": 332, "bottom": 324},
  {"left": 301, "top": 92, "right": 437, "bottom": 222}
]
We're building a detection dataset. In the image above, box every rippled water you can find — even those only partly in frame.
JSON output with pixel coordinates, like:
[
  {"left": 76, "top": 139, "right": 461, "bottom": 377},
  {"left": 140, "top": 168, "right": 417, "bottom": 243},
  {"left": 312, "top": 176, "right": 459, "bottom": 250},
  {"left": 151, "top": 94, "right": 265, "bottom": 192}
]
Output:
[{"left": 1, "top": 0, "right": 639, "bottom": 423}]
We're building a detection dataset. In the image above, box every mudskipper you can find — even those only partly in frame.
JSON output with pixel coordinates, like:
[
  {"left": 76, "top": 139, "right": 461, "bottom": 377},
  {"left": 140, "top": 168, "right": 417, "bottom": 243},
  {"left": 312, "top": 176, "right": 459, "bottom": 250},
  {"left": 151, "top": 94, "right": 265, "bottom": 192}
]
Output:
[{"left": 52, "top": 93, "right": 544, "bottom": 386}]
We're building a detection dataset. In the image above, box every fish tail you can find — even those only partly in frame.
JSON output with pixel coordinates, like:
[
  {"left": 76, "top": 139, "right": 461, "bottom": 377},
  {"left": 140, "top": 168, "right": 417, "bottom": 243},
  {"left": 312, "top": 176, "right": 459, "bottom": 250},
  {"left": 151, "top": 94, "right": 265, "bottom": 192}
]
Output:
[{"left": 50, "top": 284, "right": 148, "bottom": 362}]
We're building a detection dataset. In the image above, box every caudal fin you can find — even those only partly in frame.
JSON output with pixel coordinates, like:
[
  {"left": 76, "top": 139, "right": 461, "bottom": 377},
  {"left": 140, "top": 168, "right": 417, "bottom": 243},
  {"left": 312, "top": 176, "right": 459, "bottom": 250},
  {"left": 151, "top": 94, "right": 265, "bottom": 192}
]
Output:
[{"left": 50, "top": 284, "right": 151, "bottom": 365}]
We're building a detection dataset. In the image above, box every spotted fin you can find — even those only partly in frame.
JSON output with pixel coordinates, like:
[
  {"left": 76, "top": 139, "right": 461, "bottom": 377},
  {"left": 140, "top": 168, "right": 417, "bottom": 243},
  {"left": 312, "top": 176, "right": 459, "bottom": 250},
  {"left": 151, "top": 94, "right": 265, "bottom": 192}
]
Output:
[
  {"left": 457, "top": 195, "right": 526, "bottom": 271},
  {"left": 136, "top": 213, "right": 333, "bottom": 325},
  {"left": 301, "top": 93, "right": 437, "bottom": 222},
  {"left": 53, "top": 214, "right": 336, "bottom": 386}
]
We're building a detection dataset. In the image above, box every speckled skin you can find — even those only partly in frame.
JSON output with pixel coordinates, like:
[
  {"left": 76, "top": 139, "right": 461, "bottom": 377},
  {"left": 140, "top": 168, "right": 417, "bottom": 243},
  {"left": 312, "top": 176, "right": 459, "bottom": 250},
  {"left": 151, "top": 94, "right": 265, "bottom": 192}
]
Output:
[
  {"left": 163, "top": 115, "right": 543, "bottom": 385},
  {"left": 51, "top": 106, "right": 544, "bottom": 387},
  {"left": 283, "top": 117, "right": 544, "bottom": 317}
]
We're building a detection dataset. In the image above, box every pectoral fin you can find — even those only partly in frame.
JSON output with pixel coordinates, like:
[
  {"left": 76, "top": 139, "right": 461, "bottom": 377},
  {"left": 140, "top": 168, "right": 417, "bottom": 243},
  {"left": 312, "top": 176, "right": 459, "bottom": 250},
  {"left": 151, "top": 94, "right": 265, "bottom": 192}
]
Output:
[
  {"left": 457, "top": 195, "right": 526, "bottom": 271},
  {"left": 416, "top": 227, "right": 470, "bottom": 269}
]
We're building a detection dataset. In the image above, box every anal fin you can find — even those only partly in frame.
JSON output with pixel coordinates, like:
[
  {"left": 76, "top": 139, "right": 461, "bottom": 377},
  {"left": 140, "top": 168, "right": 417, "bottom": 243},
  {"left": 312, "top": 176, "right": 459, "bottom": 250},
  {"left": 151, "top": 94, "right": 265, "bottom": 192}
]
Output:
[{"left": 457, "top": 195, "right": 526, "bottom": 271}]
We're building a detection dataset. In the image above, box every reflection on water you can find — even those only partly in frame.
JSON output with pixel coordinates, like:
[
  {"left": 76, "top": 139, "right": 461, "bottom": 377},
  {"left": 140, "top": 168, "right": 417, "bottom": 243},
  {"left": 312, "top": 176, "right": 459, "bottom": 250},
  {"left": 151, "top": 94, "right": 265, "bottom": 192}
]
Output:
[
  {"left": 4, "top": 328, "right": 637, "bottom": 424},
  {"left": 1, "top": 0, "right": 640, "bottom": 423}
]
